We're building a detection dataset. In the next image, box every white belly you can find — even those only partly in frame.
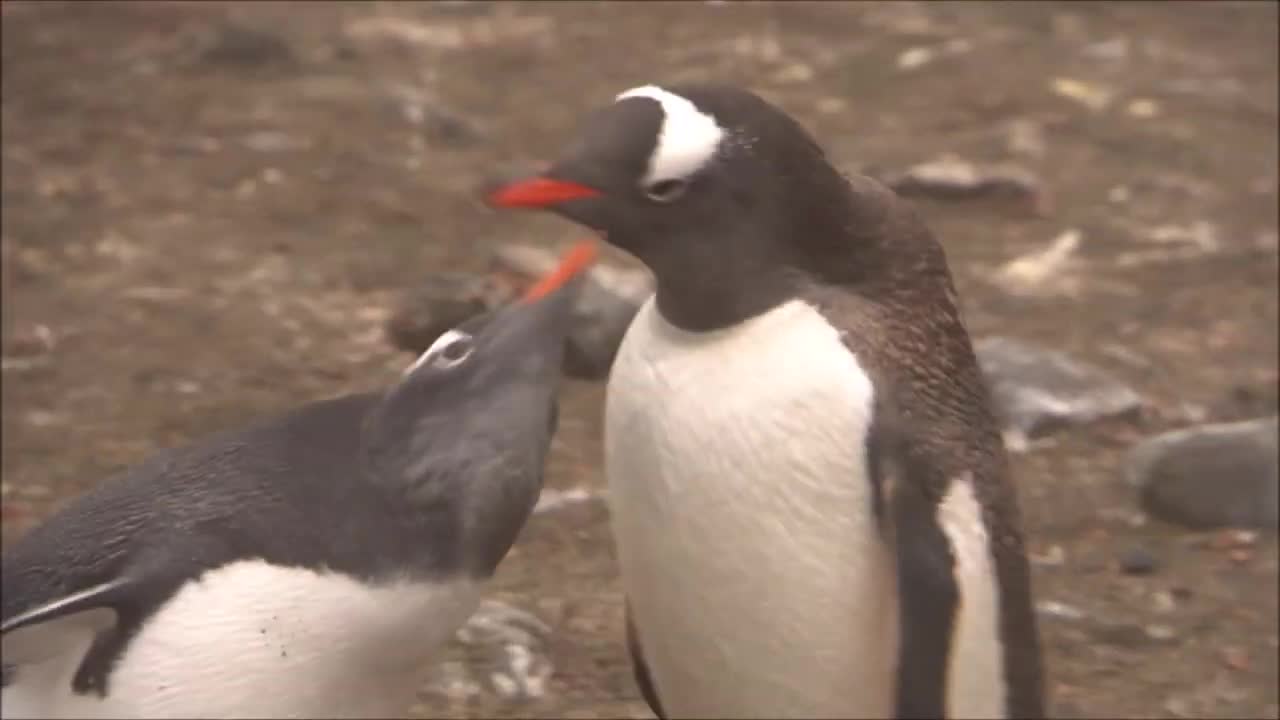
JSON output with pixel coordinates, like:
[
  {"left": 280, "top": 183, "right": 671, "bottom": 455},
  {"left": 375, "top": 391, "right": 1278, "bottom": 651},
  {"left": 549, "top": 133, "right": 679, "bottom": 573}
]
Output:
[
  {"left": 605, "top": 298, "right": 899, "bottom": 718},
  {"left": 2, "top": 560, "right": 481, "bottom": 719}
]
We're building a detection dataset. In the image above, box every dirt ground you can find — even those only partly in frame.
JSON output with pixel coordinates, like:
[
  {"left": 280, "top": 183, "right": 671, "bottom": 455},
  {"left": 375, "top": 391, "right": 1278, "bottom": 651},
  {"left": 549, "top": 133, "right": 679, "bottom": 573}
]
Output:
[{"left": 2, "top": 2, "right": 1277, "bottom": 718}]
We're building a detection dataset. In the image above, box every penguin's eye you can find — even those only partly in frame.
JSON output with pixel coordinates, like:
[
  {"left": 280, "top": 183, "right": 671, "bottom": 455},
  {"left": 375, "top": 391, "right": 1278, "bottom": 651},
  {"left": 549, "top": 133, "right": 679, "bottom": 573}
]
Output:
[
  {"left": 644, "top": 178, "right": 688, "bottom": 203},
  {"left": 403, "top": 329, "right": 475, "bottom": 376},
  {"left": 432, "top": 334, "right": 474, "bottom": 369},
  {"left": 411, "top": 329, "right": 474, "bottom": 373}
]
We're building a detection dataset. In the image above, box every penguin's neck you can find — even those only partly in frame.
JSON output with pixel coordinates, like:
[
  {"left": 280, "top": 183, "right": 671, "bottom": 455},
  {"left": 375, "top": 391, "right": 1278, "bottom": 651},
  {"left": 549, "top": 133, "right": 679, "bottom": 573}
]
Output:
[{"left": 650, "top": 256, "right": 799, "bottom": 333}]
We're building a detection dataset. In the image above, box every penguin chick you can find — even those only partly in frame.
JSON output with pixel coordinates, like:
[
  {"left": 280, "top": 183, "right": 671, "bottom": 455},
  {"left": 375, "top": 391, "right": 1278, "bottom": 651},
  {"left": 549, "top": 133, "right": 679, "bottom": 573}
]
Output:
[{"left": 1, "top": 241, "right": 597, "bottom": 720}]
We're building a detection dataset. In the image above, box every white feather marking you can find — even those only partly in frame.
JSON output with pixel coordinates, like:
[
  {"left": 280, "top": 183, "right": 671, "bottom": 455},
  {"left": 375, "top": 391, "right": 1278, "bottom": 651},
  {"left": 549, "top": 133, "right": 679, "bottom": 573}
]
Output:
[
  {"left": 605, "top": 298, "right": 898, "bottom": 718},
  {"left": 616, "top": 85, "right": 725, "bottom": 185},
  {"left": 3, "top": 579, "right": 120, "bottom": 635},
  {"left": 939, "top": 475, "right": 1008, "bottom": 719},
  {"left": 1, "top": 559, "right": 481, "bottom": 719},
  {"left": 404, "top": 328, "right": 471, "bottom": 376}
]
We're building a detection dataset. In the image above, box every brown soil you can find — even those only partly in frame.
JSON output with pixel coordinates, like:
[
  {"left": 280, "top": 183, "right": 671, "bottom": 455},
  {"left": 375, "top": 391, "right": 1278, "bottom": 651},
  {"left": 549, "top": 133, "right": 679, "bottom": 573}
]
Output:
[{"left": 2, "top": 2, "right": 1276, "bottom": 718}]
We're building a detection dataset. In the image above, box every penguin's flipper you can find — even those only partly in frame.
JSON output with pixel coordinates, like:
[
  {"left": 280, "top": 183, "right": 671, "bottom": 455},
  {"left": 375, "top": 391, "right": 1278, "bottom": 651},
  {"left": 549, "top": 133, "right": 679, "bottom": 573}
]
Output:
[
  {"left": 2, "top": 580, "right": 127, "bottom": 667},
  {"left": 624, "top": 598, "right": 666, "bottom": 719},
  {"left": 872, "top": 424, "right": 961, "bottom": 720}
]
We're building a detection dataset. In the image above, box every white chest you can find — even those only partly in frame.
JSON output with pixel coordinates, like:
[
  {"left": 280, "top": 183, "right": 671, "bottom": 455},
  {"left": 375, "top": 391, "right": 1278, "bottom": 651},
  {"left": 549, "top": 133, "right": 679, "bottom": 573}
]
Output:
[
  {"left": 2, "top": 560, "right": 481, "bottom": 719},
  {"left": 605, "top": 298, "right": 899, "bottom": 718}
]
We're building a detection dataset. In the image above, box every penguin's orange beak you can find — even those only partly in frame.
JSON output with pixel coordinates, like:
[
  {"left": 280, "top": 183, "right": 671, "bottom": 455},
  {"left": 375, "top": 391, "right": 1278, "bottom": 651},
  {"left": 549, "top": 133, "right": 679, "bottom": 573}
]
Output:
[
  {"left": 486, "top": 177, "right": 602, "bottom": 209},
  {"left": 521, "top": 239, "right": 599, "bottom": 302}
]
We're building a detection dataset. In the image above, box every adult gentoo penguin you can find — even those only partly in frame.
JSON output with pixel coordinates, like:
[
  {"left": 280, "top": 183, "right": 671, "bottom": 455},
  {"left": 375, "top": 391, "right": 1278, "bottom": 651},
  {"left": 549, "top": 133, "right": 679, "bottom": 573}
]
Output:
[
  {"left": 486, "top": 85, "right": 1046, "bottom": 719},
  {"left": 0, "top": 241, "right": 597, "bottom": 719}
]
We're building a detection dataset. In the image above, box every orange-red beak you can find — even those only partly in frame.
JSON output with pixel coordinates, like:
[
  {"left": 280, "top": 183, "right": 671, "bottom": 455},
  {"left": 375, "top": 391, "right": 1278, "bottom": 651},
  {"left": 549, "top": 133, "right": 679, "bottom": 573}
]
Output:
[
  {"left": 522, "top": 239, "right": 599, "bottom": 302},
  {"left": 486, "top": 177, "right": 602, "bottom": 209}
]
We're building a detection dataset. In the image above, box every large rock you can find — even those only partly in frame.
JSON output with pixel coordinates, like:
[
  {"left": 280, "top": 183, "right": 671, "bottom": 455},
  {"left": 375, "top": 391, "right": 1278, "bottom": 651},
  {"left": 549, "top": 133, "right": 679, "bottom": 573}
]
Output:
[
  {"left": 975, "top": 336, "right": 1144, "bottom": 444},
  {"left": 1126, "top": 417, "right": 1279, "bottom": 530}
]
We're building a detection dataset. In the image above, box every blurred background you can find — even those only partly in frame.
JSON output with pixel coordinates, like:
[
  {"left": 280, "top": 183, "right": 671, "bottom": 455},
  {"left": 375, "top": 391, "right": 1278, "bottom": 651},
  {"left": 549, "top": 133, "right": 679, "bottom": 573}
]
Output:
[{"left": 1, "top": 2, "right": 1276, "bottom": 718}]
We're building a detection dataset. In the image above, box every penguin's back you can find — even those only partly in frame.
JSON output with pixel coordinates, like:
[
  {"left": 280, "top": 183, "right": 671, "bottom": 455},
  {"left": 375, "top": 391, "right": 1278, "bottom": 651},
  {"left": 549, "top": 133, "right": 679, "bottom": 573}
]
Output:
[
  {"left": 2, "top": 393, "right": 474, "bottom": 718},
  {"left": 3, "top": 393, "right": 465, "bottom": 620}
]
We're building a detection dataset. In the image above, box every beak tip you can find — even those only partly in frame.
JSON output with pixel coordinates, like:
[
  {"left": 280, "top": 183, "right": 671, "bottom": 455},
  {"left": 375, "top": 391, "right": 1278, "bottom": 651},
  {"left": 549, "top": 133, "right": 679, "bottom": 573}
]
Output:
[{"left": 476, "top": 175, "right": 518, "bottom": 208}]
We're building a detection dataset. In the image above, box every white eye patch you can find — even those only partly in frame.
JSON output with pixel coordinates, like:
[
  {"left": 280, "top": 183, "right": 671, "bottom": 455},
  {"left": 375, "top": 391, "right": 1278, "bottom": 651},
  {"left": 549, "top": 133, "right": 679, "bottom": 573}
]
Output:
[
  {"left": 404, "top": 329, "right": 473, "bottom": 376},
  {"left": 617, "top": 85, "right": 725, "bottom": 186}
]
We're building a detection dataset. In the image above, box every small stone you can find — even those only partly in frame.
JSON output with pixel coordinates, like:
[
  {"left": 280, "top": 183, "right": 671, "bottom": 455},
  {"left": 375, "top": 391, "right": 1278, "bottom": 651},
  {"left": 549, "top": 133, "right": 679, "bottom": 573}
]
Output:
[
  {"left": 242, "top": 131, "right": 306, "bottom": 153},
  {"left": 1208, "top": 529, "right": 1259, "bottom": 550},
  {"left": 897, "top": 46, "right": 934, "bottom": 70},
  {"left": 1118, "top": 547, "right": 1158, "bottom": 575},
  {"left": 1126, "top": 417, "right": 1279, "bottom": 530},
  {"left": 1144, "top": 624, "right": 1177, "bottom": 641},
  {"left": 533, "top": 486, "right": 599, "bottom": 515},
  {"left": 200, "top": 24, "right": 296, "bottom": 69},
  {"left": 1108, "top": 185, "right": 1131, "bottom": 204},
  {"left": 1227, "top": 548, "right": 1253, "bottom": 564},
  {"left": 1088, "top": 619, "right": 1150, "bottom": 646},
  {"left": 1035, "top": 600, "right": 1086, "bottom": 621},
  {"left": 344, "top": 16, "right": 466, "bottom": 51},
  {"left": 3, "top": 323, "right": 56, "bottom": 357},
  {"left": 991, "top": 229, "right": 1082, "bottom": 297},
  {"left": 975, "top": 337, "right": 1145, "bottom": 439},
  {"left": 489, "top": 671, "right": 520, "bottom": 699},
  {"left": 1221, "top": 647, "right": 1250, "bottom": 671},
  {"left": 427, "top": 0, "right": 495, "bottom": 16},
  {"left": 422, "top": 104, "right": 482, "bottom": 147},
  {"left": 1151, "top": 590, "right": 1176, "bottom": 613},
  {"left": 875, "top": 157, "right": 1042, "bottom": 204},
  {"left": 1006, "top": 119, "right": 1047, "bottom": 160},
  {"left": 1126, "top": 98, "right": 1161, "bottom": 118},
  {"left": 1164, "top": 696, "right": 1193, "bottom": 718},
  {"left": 816, "top": 97, "right": 847, "bottom": 114},
  {"left": 1031, "top": 544, "right": 1066, "bottom": 567},
  {"left": 17, "top": 483, "right": 52, "bottom": 499},
  {"left": 1081, "top": 37, "right": 1130, "bottom": 62},
  {"left": 1051, "top": 77, "right": 1115, "bottom": 111},
  {"left": 770, "top": 62, "right": 815, "bottom": 84},
  {"left": 24, "top": 410, "right": 62, "bottom": 428}
]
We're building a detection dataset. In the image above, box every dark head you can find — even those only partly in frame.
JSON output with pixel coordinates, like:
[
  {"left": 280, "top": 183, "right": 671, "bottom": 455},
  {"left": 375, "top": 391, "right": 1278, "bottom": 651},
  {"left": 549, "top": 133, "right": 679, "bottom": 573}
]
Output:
[
  {"left": 361, "top": 242, "right": 595, "bottom": 575},
  {"left": 486, "top": 84, "right": 926, "bottom": 331}
]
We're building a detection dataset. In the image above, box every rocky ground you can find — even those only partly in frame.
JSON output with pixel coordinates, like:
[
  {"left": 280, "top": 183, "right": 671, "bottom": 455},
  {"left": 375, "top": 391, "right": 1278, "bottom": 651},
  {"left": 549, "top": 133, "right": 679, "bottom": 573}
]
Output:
[{"left": 2, "top": 2, "right": 1277, "bottom": 718}]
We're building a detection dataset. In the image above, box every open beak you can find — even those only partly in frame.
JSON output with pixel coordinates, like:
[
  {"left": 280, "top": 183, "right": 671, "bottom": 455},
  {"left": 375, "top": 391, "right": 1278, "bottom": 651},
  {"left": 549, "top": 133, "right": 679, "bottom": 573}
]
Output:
[
  {"left": 486, "top": 176, "right": 602, "bottom": 209},
  {"left": 522, "top": 239, "right": 598, "bottom": 302}
]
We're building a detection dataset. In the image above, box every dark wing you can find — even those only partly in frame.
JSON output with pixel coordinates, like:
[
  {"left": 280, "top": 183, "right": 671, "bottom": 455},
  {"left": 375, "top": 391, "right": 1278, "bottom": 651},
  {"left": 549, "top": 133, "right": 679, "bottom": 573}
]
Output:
[
  {"left": 625, "top": 598, "right": 666, "bottom": 719},
  {"left": 1, "top": 578, "right": 128, "bottom": 639},
  {"left": 869, "top": 414, "right": 960, "bottom": 720},
  {"left": 807, "top": 172, "right": 1045, "bottom": 718},
  {"left": 2, "top": 577, "right": 133, "bottom": 697},
  {"left": 4, "top": 565, "right": 195, "bottom": 698}
]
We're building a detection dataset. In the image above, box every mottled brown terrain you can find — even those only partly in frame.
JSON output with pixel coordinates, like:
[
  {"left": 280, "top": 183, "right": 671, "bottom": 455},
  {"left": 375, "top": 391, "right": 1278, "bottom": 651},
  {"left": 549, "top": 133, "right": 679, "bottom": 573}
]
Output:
[{"left": 2, "top": 2, "right": 1276, "bottom": 718}]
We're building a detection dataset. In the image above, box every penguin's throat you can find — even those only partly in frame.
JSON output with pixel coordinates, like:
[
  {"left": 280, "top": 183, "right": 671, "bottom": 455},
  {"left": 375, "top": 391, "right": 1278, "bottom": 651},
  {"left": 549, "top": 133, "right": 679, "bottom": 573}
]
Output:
[{"left": 651, "top": 265, "right": 798, "bottom": 333}]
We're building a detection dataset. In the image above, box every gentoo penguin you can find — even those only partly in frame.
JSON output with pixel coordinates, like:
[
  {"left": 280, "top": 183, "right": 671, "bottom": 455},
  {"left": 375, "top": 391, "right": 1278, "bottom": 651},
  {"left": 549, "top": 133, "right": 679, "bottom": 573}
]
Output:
[
  {"left": 0, "top": 241, "right": 597, "bottom": 720},
  {"left": 486, "top": 85, "right": 1046, "bottom": 719}
]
